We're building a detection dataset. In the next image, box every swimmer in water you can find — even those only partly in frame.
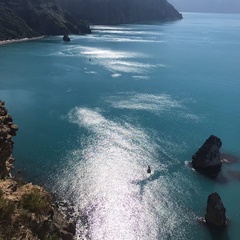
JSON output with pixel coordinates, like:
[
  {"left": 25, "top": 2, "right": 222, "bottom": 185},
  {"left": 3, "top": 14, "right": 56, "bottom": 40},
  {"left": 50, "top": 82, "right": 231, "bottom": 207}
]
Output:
[{"left": 147, "top": 165, "right": 151, "bottom": 174}]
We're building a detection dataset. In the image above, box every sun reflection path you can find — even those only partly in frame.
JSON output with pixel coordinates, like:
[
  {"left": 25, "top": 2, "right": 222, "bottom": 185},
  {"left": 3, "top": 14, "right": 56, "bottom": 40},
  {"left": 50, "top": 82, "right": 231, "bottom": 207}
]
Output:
[{"left": 56, "top": 108, "right": 195, "bottom": 240}]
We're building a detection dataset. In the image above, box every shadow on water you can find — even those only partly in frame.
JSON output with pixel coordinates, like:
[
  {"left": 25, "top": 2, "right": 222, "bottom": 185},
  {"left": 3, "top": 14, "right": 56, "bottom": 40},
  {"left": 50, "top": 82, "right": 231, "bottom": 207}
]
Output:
[
  {"left": 131, "top": 170, "right": 163, "bottom": 196},
  {"left": 220, "top": 152, "right": 240, "bottom": 183},
  {"left": 198, "top": 218, "right": 231, "bottom": 240},
  {"left": 221, "top": 153, "right": 240, "bottom": 164},
  {"left": 187, "top": 151, "right": 240, "bottom": 185},
  {"left": 209, "top": 227, "right": 230, "bottom": 240}
]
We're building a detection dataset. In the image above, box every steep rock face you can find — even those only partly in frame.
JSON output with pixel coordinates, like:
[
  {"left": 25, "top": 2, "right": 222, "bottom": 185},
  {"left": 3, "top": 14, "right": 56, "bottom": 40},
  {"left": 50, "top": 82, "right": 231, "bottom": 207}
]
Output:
[
  {"left": 205, "top": 192, "right": 227, "bottom": 228},
  {"left": 0, "top": 101, "right": 76, "bottom": 239},
  {"left": 0, "top": 0, "right": 181, "bottom": 41},
  {"left": 60, "top": 0, "right": 182, "bottom": 25},
  {"left": 0, "top": 2, "right": 36, "bottom": 40},
  {"left": 0, "top": 101, "right": 18, "bottom": 179},
  {"left": 192, "top": 135, "right": 222, "bottom": 178},
  {"left": 0, "top": 0, "right": 91, "bottom": 41}
]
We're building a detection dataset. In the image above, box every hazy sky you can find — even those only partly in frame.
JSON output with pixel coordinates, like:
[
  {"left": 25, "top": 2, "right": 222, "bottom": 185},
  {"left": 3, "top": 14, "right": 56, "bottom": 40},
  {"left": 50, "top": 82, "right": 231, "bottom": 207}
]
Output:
[{"left": 168, "top": 0, "right": 240, "bottom": 13}]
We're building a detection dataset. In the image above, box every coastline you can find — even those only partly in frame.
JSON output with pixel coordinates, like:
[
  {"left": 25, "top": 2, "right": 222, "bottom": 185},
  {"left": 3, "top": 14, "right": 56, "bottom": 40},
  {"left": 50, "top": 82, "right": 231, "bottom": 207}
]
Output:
[{"left": 0, "top": 36, "right": 45, "bottom": 46}]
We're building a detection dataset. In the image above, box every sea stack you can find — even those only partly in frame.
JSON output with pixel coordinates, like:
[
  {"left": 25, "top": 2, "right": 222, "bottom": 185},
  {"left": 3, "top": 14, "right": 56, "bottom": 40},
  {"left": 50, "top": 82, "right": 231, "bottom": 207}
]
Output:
[
  {"left": 205, "top": 192, "right": 227, "bottom": 228},
  {"left": 0, "top": 100, "right": 18, "bottom": 179},
  {"left": 63, "top": 34, "right": 70, "bottom": 42},
  {"left": 192, "top": 135, "right": 222, "bottom": 178}
]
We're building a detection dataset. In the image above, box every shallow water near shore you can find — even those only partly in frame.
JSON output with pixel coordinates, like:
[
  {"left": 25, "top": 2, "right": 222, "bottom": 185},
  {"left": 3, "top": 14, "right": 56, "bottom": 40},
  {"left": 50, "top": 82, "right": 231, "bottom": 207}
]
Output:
[{"left": 1, "top": 12, "right": 240, "bottom": 240}]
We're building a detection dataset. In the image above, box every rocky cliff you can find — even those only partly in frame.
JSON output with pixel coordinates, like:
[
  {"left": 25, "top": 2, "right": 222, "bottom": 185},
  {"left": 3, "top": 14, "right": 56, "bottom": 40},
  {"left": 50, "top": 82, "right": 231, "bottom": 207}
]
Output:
[
  {"left": 205, "top": 192, "right": 227, "bottom": 228},
  {"left": 0, "top": 0, "right": 91, "bottom": 41},
  {"left": 0, "top": 2, "right": 35, "bottom": 41},
  {"left": 192, "top": 135, "right": 222, "bottom": 178},
  {"left": 60, "top": 0, "right": 182, "bottom": 25},
  {"left": 0, "top": 101, "right": 76, "bottom": 240},
  {"left": 0, "top": 0, "right": 182, "bottom": 41},
  {"left": 0, "top": 101, "right": 18, "bottom": 179}
]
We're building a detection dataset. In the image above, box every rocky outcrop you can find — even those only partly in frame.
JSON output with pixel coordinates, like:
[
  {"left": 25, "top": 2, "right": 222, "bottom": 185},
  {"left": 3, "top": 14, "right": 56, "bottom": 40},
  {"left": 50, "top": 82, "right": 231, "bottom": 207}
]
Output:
[
  {"left": 0, "top": 179, "right": 76, "bottom": 240},
  {"left": 63, "top": 34, "right": 71, "bottom": 42},
  {"left": 205, "top": 192, "right": 227, "bottom": 228},
  {"left": 0, "top": 100, "right": 18, "bottom": 179},
  {"left": 192, "top": 135, "right": 222, "bottom": 178}
]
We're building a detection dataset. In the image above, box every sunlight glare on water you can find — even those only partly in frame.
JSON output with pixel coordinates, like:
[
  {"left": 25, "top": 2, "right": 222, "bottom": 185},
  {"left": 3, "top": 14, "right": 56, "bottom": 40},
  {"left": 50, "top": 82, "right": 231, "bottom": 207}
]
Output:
[
  {"left": 1, "top": 13, "right": 240, "bottom": 240},
  {"left": 55, "top": 107, "right": 196, "bottom": 240}
]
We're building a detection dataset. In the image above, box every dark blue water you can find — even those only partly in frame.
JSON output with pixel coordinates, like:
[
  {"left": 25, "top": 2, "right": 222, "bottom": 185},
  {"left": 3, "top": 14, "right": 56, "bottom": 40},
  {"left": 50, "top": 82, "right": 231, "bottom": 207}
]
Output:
[{"left": 1, "top": 12, "right": 240, "bottom": 240}]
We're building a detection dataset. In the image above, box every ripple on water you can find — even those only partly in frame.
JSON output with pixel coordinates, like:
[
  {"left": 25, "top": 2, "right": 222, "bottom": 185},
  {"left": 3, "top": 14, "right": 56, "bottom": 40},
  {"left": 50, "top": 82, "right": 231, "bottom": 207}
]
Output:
[{"left": 55, "top": 108, "right": 198, "bottom": 240}]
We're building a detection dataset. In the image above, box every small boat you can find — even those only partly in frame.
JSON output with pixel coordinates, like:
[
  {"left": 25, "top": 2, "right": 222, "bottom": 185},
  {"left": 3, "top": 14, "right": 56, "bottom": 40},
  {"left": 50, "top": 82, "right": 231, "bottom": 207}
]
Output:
[
  {"left": 63, "top": 34, "right": 70, "bottom": 42},
  {"left": 147, "top": 165, "right": 151, "bottom": 174}
]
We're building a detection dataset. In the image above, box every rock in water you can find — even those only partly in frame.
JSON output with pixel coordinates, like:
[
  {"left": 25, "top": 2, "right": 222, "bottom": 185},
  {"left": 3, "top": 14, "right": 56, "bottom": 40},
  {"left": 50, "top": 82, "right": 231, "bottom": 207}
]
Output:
[
  {"left": 205, "top": 192, "right": 227, "bottom": 228},
  {"left": 192, "top": 135, "right": 222, "bottom": 178},
  {"left": 63, "top": 34, "right": 70, "bottom": 42}
]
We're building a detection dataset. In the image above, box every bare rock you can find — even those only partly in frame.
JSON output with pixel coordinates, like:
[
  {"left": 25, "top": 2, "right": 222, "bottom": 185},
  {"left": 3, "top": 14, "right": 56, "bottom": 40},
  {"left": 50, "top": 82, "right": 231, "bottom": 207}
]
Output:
[
  {"left": 192, "top": 135, "right": 222, "bottom": 178},
  {"left": 0, "top": 100, "right": 18, "bottom": 179},
  {"left": 205, "top": 192, "right": 227, "bottom": 228}
]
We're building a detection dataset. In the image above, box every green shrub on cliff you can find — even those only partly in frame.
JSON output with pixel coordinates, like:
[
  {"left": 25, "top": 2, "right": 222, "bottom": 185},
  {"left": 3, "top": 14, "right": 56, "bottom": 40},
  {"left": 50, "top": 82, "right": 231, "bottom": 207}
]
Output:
[
  {"left": 0, "top": 189, "right": 15, "bottom": 223},
  {"left": 20, "top": 188, "right": 51, "bottom": 214},
  {"left": 46, "top": 233, "right": 59, "bottom": 240}
]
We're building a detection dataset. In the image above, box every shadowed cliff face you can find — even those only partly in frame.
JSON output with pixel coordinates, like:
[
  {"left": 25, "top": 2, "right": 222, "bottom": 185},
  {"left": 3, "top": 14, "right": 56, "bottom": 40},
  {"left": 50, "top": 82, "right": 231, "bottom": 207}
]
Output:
[
  {"left": 0, "top": 0, "right": 91, "bottom": 41},
  {"left": 60, "top": 0, "right": 182, "bottom": 24},
  {"left": 0, "top": 0, "right": 181, "bottom": 41},
  {"left": 0, "top": 2, "right": 36, "bottom": 40}
]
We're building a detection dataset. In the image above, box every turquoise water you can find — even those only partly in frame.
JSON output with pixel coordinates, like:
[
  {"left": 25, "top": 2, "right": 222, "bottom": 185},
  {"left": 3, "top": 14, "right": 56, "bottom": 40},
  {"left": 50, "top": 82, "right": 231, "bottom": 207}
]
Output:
[{"left": 1, "top": 12, "right": 240, "bottom": 239}]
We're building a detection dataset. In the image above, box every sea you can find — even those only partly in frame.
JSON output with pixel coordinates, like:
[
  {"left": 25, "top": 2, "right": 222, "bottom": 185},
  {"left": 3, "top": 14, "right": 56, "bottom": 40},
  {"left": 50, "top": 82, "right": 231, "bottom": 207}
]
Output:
[{"left": 0, "top": 12, "right": 240, "bottom": 240}]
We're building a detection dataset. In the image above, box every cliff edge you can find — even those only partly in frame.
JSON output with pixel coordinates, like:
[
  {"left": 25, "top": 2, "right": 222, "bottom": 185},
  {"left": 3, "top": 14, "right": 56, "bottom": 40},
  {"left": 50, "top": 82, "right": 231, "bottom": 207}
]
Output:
[{"left": 0, "top": 100, "right": 75, "bottom": 240}]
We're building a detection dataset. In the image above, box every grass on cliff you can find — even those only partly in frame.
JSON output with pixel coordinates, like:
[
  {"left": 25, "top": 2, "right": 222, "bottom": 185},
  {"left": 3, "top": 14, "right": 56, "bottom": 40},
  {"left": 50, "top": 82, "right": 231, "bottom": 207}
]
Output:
[
  {"left": 0, "top": 189, "right": 15, "bottom": 224},
  {"left": 0, "top": 186, "right": 56, "bottom": 239},
  {"left": 20, "top": 188, "right": 51, "bottom": 214},
  {"left": 0, "top": 189, "right": 15, "bottom": 238},
  {"left": 0, "top": 190, "right": 18, "bottom": 239}
]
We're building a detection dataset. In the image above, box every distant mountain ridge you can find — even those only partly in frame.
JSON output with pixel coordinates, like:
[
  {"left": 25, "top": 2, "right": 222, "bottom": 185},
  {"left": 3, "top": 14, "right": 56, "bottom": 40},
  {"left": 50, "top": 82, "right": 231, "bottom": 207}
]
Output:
[
  {"left": 60, "top": 0, "right": 182, "bottom": 24},
  {"left": 0, "top": 0, "right": 182, "bottom": 41}
]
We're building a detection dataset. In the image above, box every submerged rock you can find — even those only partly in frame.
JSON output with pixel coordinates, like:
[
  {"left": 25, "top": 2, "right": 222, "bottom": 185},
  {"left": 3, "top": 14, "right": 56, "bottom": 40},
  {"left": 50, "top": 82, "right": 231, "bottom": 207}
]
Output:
[
  {"left": 205, "top": 192, "right": 227, "bottom": 228},
  {"left": 192, "top": 135, "right": 222, "bottom": 178}
]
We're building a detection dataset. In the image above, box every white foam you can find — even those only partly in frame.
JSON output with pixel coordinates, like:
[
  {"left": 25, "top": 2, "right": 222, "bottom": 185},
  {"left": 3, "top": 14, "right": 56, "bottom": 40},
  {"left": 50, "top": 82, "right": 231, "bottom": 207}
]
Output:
[
  {"left": 111, "top": 73, "right": 122, "bottom": 78},
  {"left": 94, "top": 35, "right": 165, "bottom": 43},
  {"left": 132, "top": 75, "right": 150, "bottom": 80},
  {"left": 85, "top": 71, "right": 98, "bottom": 74}
]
